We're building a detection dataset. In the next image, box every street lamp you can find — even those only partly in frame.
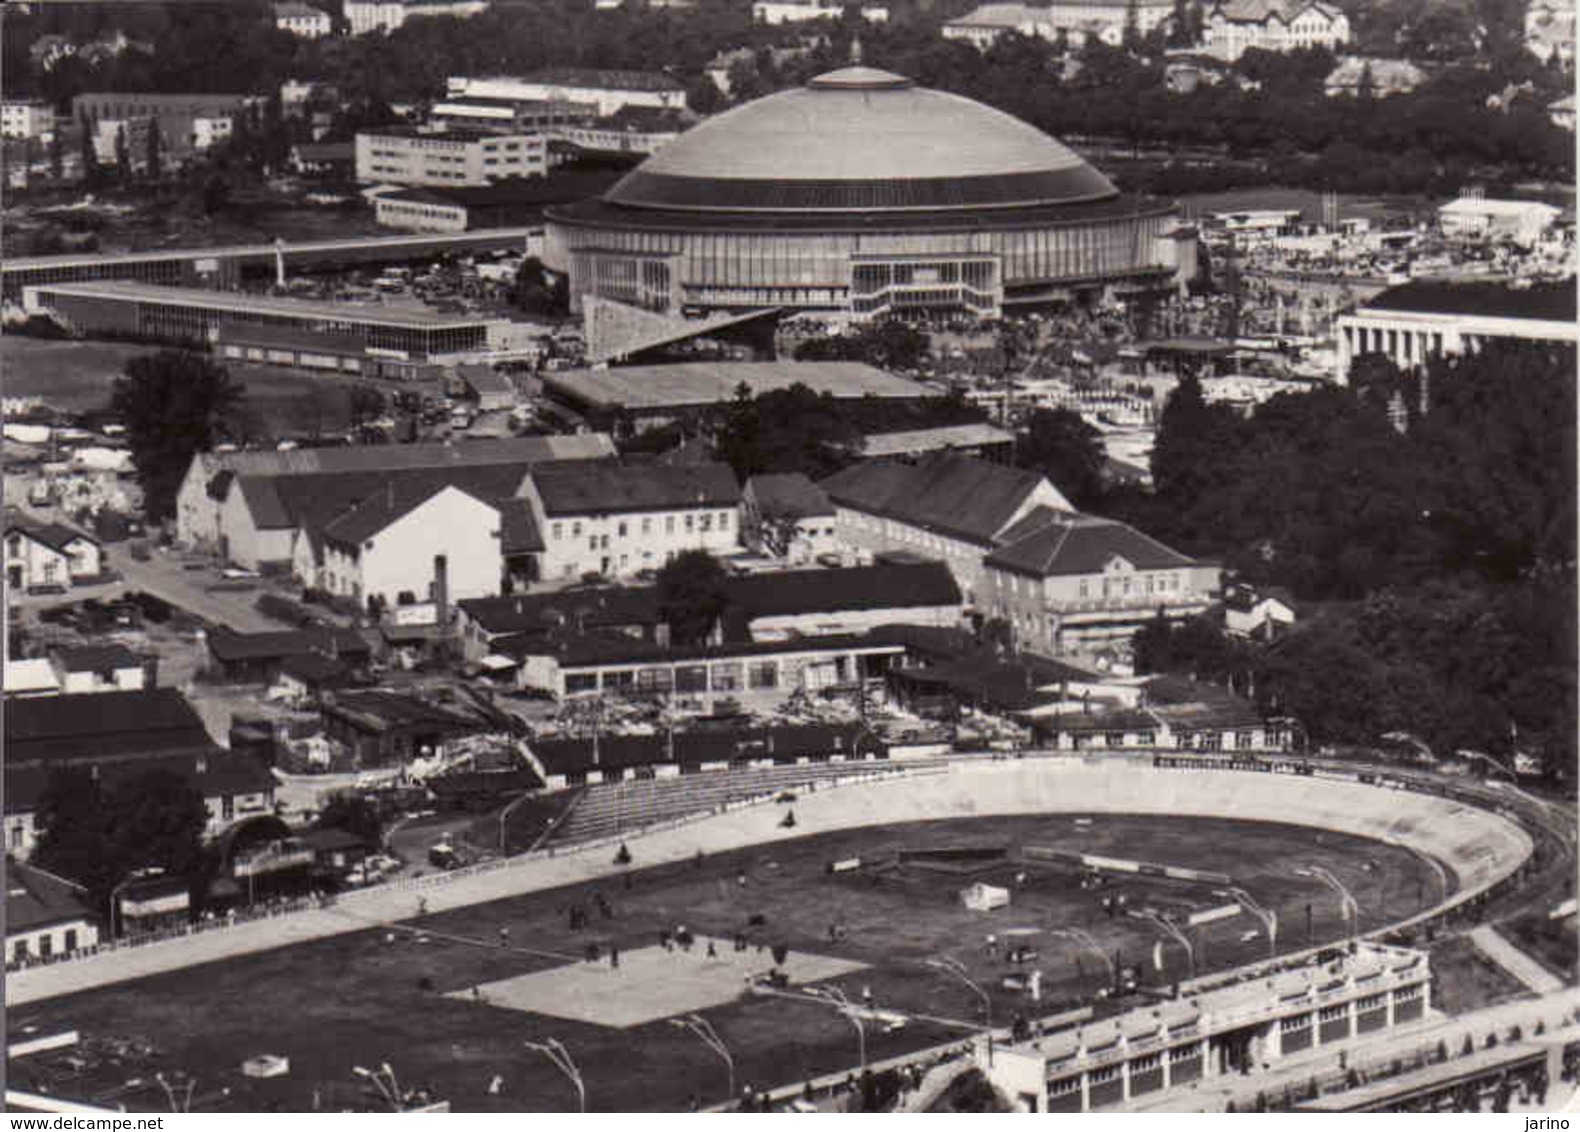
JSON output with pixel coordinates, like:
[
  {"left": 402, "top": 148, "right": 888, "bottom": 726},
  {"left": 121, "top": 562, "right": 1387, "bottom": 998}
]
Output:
[
  {"left": 1229, "top": 887, "right": 1278, "bottom": 960},
  {"left": 524, "top": 1038, "right": 585, "bottom": 1112},
  {"left": 1295, "top": 866, "right": 1359, "bottom": 942},
  {"left": 155, "top": 1072, "right": 196, "bottom": 1114},
  {"left": 352, "top": 1063, "right": 403, "bottom": 1111},
  {"left": 926, "top": 956, "right": 992, "bottom": 1028},
  {"left": 1142, "top": 913, "right": 1195, "bottom": 979},
  {"left": 1051, "top": 927, "right": 1115, "bottom": 989},
  {"left": 810, "top": 986, "right": 866, "bottom": 1072},
  {"left": 669, "top": 1013, "right": 735, "bottom": 1102}
]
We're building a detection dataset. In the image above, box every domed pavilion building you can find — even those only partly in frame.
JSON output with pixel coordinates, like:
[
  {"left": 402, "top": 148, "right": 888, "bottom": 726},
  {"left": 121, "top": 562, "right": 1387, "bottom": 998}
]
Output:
[{"left": 545, "top": 66, "right": 1195, "bottom": 321}]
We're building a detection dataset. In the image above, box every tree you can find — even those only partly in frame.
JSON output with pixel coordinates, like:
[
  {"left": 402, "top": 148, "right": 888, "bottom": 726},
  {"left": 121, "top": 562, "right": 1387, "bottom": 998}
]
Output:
[
  {"left": 111, "top": 351, "right": 246, "bottom": 524},
  {"left": 145, "top": 118, "right": 163, "bottom": 180},
  {"left": 316, "top": 791, "right": 384, "bottom": 847},
  {"left": 113, "top": 124, "right": 132, "bottom": 181},
  {"left": 714, "top": 382, "right": 764, "bottom": 479},
  {"left": 31, "top": 768, "right": 117, "bottom": 906},
  {"left": 203, "top": 173, "right": 231, "bottom": 215},
  {"left": 105, "top": 769, "right": 210, "bottom": 880},
  {"left": 512, "top": 256, "right": 568, "bottom": 317},
  {"left": 657, "top": 548, "right": 730, "bottom": 647},
  {"left": 348, "top": 384, "right": 386, "bottom": 426},
  {"left": 1017, "top": 407, "right": 1106, "bottom": 508}
]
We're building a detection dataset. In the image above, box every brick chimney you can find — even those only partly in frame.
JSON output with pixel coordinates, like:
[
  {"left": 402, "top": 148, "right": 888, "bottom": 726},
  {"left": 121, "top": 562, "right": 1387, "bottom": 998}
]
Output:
[{"left": 433, "top": 554, "right": 449, "bottom": 629}]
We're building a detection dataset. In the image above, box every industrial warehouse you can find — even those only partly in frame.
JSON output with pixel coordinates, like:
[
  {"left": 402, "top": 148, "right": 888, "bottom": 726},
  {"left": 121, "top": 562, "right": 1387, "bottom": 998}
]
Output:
[{"left": 544, "top": 66, "right": 1197, "bottom": 319}]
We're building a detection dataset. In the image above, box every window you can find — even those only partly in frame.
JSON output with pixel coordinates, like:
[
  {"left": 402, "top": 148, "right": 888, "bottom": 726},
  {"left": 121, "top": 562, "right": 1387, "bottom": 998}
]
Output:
[
  {"left": 666, "top": 516, "right": 675, "bottom": 534},
  {"left": 1079, "top": 579, "right": 1089, "bottom": 599},
  {"left": 6, "top": 535, "right": 19, "bottom": 555},
  {"left": 618, "top": 521, "right": 628, "bottom": 537},
  {"left": 222, "top": 795, "right": 235, "bottom": 821},
  {"left": 719, "top": 511, "right": 731, "bottom": 531},
  {"left": 699, "top": 514, "right": 712, "bottom": 532},
  {"left": 642, "top": 517, "right": 652, "bottom": 535},
  {"left": 552, "top": 522, "right": 562, "bottom": 540},
  {"left": 573, "top": 521, "right": 582, "bottom": 537},
  {"left": 9, "top": 824, "right": 21, "bottom": 850},
  {"left": 565, "top": 673, "right": 598, "bottom": 693},
  {"left": 684, "top": 514, "right": 694, "bottom": 533},
  {"left": 589, "top": 537, "right": 598, "bottom": 552},
  {"left": 64, "top": 929, "right": 77, "bottom": 952}
]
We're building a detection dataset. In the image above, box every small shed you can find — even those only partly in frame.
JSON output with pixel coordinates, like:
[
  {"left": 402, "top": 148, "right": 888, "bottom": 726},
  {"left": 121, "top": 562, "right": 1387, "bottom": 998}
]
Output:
[{"left": 961, "top": 882, "right": 1010, "bottom": 912}]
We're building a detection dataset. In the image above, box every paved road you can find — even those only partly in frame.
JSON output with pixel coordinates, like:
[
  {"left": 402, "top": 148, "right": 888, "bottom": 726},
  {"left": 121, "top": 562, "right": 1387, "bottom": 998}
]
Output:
[
  {"left": 112, "top": 551, "right": 283, "bottom": 633},
  {"left": 1470, "top": 924, "right": 1567, "bottom": 994}
]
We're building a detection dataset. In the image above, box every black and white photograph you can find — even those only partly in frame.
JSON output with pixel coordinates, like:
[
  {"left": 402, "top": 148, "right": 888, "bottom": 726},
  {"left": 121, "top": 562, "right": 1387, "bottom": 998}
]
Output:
[{"left": 0, "top": 0, "right": 1575, "bottom": 1114}]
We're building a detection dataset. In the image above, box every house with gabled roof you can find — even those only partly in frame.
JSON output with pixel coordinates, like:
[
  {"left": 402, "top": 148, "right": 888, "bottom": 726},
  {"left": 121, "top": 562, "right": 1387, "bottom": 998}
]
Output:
[
  {"left": 521, "top": 462, "right": 741, "bottom": 582},
  {"left": 293, "top": 479, "right": 504, "bottom": 613},
  {"left": 820, "top": 452, "right": 1073, "bottom": 610},
  {"left": 4, "top": 517, "right": 102, "bottom": 592},
  {"left": 1202, "top": 0, "right": 1349, "bottom": 59},
  {"left": 6, "top": 859, "right": 100, "bottom": 967},
  {"left": 982, "top": 509, "right": 1220, "bottom": 656},
  {"left": 742, "top": 472, "right": 838, "bottom": 563}
]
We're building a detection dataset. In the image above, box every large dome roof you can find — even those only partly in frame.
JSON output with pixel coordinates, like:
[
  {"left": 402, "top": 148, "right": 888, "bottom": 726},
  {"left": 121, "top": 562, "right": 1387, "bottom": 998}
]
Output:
[{"left": 602, "top": 67, "right": 1118, "bottom": 214}]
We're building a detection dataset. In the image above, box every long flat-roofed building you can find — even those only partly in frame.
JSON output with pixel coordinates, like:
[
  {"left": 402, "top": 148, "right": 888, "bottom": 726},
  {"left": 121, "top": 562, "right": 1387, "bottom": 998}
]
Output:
[
  {"left": 540, "top": 360, "right": 930, "bottom": 429},
  {"left": 981, "top": 942, "right": 1431, "bottom": 1112},
  {"left": 546, "top": 66, "right": 1196, "bottom": 320},
  {"left": 22, "top": 280, "right": 508, "bottom": 359},
  {"left": 1335, "top": 278, "right": 1578, "bottom": 379}
]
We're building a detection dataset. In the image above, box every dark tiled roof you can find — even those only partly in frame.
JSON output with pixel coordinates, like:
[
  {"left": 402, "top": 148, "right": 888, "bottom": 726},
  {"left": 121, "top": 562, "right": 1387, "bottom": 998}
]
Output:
[
  {"left": 891, "top": 659, "right": 1063, "bottom": 713},
  {"left": 253, "top": 463, "right": 530, "bottom": 535},
  {"left": 6, "top": 860, "right": 95, "bottom": 932},
  {"left": 207, "top": 627, "right": 371, "bottom": 663},
  {"left": 746, "top": 473, "right": 833, "bottom": 519},
  {"left": 197, "top": 754, "right": 277, "bottom": 796},
  {"left": 387, "top": 171, "right": 625, "bottom": 209},
  {"left": 544, "top": 629, "right": 898, "bottom": 668},
  {"left": 4, "top": 689, "right": 211, "bottom": 766},
  {"left": 531, "top": 462, "right": 740, "bottom": 515},
  {"left": 1360, "top": 279, "right": 1576, "bottom": 322},
  {"left": 321, "top": 481, "right": 493, "bottom": 550},
  {"left": 459, "top": 587, "right": 662, "bottom": 635},
  {"left": 820, "top": 453, "right": 1054, "bottom": 546},
  {"left": 498, "top": 498, "right": 544, "bottom": 554},
  {"left": 985, "top": 509, "right": 1198, "bottom": 577},
  {"left": 278, "top": 651, "right": 354, "bottom": 686},
  {"left": 298, "top": 827, "right": 372, "bottom": 852},
  {"left": 6, "top": 517, "right": 98, "bottom": 553},
  {"left": 531, "top": 722, "right": 876, "bottom": 774},
  {"left": 54, "top": 644, "right": 142, "bottom": 673},
  {"left": 728, "top": 562, "right": 961, "bottom": 619}
]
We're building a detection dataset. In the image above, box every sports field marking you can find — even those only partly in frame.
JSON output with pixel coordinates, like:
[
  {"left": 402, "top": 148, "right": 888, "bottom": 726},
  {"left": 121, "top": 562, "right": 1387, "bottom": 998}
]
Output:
[{"left": 452, "top": 937, "right": 867, "bottom": 1029}]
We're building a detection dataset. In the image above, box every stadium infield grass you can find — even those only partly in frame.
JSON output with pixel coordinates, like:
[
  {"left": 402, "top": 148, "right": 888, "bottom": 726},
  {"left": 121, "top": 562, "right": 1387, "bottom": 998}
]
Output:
[{"left": 11, "top": 813, "right": 1445, "bottom": 1113}]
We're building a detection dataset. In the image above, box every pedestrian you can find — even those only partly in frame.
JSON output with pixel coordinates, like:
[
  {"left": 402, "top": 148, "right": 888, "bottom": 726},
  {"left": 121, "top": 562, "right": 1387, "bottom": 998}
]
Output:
[
  {"left": 611, "top": 945, "right": 620, "bottom": 969},
  {"left": 499, "top": 926, "right": 510, "bottom": 948},
  {"left": 417, "top": 897, "right": 428, "bottom": 917},
  {"left": 862, "top": 985, "right": 873, "bottom": 1006},
  {"left": 738, "top": 870, "right": 748, "bottom": 888},
  {"left": 707, "top": 939, "right": 718, "bottom": 958}
]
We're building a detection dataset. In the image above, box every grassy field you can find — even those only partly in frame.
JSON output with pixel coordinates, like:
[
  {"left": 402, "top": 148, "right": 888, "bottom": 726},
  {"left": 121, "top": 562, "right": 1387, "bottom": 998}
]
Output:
[
  {"left": 9, "top": 813, "right": 1444, "bottom": 1114},
  {"left": 1, "top": 334, "right": 424, "bottom": 439}
]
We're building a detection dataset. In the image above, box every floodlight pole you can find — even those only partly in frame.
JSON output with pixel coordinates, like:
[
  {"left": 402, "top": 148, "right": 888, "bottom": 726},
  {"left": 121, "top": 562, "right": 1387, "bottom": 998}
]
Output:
[
  {"left": 670, "top": 1013, "right": 735, "bottom": 1101},
  {"left": 1296, "top": 866, "right": 1359, "bottom": 942},
  {"left": 1143, "top": 913, "right": 1195, "bottom": 979},
  {"left": 1051, "top": 927, "right": 1115, "bottom": 988},
  {"left": 812, "top": 987, "right": 866, "bottom": 1072},
  {"left": 926, "top": 955, "right": 992, "bottom": 1028},
  {"left": 524, "top": 1038, "right": 586, "bottom": 1112},
  {"left": 1229, "top": 886, "right": 1278, "bottom": 960}
]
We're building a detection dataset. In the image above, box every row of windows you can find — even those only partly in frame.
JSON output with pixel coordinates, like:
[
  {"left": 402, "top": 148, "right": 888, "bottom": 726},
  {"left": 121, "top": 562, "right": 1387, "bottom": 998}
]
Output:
[{"left": 549, "top": 510, "right": 732, "bottom": 541}]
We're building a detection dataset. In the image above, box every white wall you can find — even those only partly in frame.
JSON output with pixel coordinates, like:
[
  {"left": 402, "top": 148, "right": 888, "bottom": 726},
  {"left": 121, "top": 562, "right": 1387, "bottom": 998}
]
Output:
[
  {"left": 4, "top": 533, "right": 68, "bottom": 589},
  {"left": 58, "top": 665, "right": 147, "bottom": 695},
  {"left": 358, "top": 486, "right": 502, "bottom": 606},
  {"left": 527, "top": 487, "right": 741, "bottom": 581},
  {"left": 7, "top": 919, "right": 99, "bottom": 965}
]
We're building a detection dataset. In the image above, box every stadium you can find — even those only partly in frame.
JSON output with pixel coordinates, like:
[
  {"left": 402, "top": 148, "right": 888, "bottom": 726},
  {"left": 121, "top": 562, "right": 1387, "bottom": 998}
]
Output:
[
  {"left": 8, "top": 753, "right": 1574, "bottom": 1115},
  {"left": 543, "top": 66, "right": 1196, "bottom": 320}
]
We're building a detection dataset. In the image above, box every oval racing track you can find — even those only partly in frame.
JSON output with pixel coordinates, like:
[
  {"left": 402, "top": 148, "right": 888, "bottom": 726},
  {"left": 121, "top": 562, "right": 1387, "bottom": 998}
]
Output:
[{"left": 7, "top": 758, "right": 1538, "bottom": 1006}]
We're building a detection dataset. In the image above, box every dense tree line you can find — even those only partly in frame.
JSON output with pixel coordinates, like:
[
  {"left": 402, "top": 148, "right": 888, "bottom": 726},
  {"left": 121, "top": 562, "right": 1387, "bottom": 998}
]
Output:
[
  {"left": 1126, "top": 342, "right": 1576, "bottom": 775},
  {"left": 4, "top": 0, "right": 1570, "bottom": 192}
]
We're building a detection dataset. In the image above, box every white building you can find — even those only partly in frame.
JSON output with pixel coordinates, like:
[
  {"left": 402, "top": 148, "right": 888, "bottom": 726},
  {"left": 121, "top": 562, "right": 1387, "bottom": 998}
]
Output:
[
  {"left": 6, "top": 861, "right": 100, "bottom": 967},
  {"left": 1525, "top": 0, "right": 1576, "bottom": 64},
  {"left": 295, "top": 483, "right": 503, "bottom": 609},
  {"left": 742, "top": 473, "right": 840, "bottom": 564},
  {"left": 944, "top": 0, "right": 1173, "bottom": 48},
  {"left": 274, "top": 1, "right": 333, "bottom": 37},
  {"left": 192, "top": 115, "right": 234, "bottom": 151},
  {"left": 52, "top": 644, "right": 149, "bottom": 694},
  {"left": 1323, "top": 56, "right": 1429, "bottom": 98},
  {"left": 1438, "top": 196, "right": 1562, "bottom": 246},
  {"left": 754, "top": 0, "right": 888, "bottom": 22},
  {"left": 344, "top": 0, "right": 488, "bottom": 35},
  {"left": 1202, "top": 0, "right": 1349, "bottom": 59},
  {"left": 523, "top": 463, "right": 741, "bottom": 581},
  {"left": 1336, "top": 279, "right": 1578, "bottom": 379},
  {"left": 1, "top": 99, "right": 54, "bottom": 141},
  {"left": 447, "top": 70, "right": 687, "bottom": 117},
  {"left": 355, "top": 128, "right": 547, "bottom": 186},
  {"left": 4, "top": 520, "right": 102, "bottom": 592}
]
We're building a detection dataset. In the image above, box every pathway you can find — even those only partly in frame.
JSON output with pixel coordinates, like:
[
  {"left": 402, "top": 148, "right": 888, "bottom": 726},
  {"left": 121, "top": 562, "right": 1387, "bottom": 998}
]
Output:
[{"left": 1469, "top": 924, "right": 1567, "bottom": 994}]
